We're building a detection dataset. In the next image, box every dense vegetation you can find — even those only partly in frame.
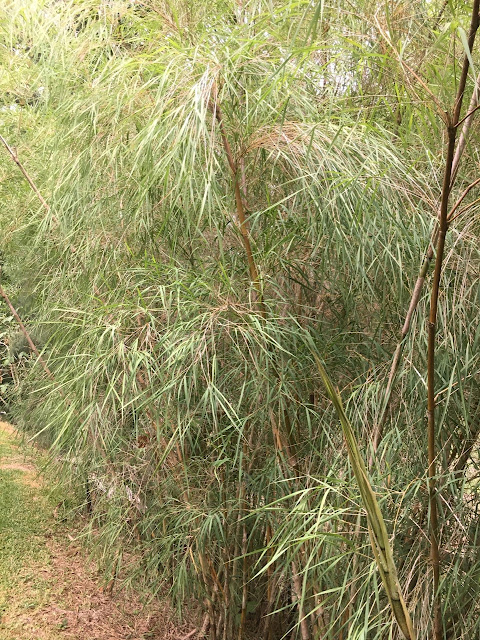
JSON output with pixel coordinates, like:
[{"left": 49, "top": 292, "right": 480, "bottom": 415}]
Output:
[{"left": 1, "top": 1, "right": 479, "bottom": 638}]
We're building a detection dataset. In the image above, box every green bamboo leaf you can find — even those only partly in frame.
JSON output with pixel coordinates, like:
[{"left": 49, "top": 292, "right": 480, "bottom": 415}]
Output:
[{"left": 458, "top": 27, "right": 476, "bottom": 79}]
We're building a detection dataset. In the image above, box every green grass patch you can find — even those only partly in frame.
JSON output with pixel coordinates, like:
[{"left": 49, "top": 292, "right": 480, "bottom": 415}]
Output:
[{"left": 0, "top": 427, "right": 55, "bottom": 615}]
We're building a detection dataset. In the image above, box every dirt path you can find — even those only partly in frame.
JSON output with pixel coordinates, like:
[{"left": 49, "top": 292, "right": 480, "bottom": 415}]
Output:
[{"left": 0, "top": 421, "right": 186, "bottom": 640}]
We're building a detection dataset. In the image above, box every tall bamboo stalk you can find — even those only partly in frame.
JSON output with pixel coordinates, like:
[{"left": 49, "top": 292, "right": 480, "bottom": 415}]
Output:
[
  {"left": 425, "top": 3, "right": 479, "bottom": 638},
  {"left": 211, "top": 97, "right": 314, "bottom": 640},
  {"left": 427, "top": 123, "right": 455, "bottom": 640},
  {"left": 373, "top": 68, "right": 480, "bottom": 453},
  {"left": 211, "top": 102, "right": 262, "bottom": 302}
]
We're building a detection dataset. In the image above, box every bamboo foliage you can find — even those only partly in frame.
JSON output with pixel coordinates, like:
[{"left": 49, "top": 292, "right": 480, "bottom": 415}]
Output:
[{"left": 0, "top": 1, "right": 479, "bottom": 639}]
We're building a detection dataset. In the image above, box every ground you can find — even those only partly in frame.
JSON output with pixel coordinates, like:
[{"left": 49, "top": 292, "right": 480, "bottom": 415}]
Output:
[{"left": 0, "top": 421, "right": 190, "bottom": 640}]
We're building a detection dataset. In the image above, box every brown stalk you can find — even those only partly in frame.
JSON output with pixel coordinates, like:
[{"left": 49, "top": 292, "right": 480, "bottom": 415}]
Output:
[
  {"left": 291, "top": 561, "right": 311, "bottom": 640},
  {"left": 213, "top": 97, "right": 310, "bottom": 640},
  {"left": 211, "top": 95, "right": 299, "bottom": 462},
  {"left": 454, "top": 101, "right": 480, "bottom": 128},
  {"left": 0, "top": 134, "right": 54, "bottom": 216},
  {"left": 433, "top": 0, "right": 449, "bottom": 31},
  {"left": 210, "top": 102, "right": 264, "bottom": 315},
  {"left": 218, "top": 102, "right": 300, "bottom": 640},
  {"left": 0, "top": 283, "right": 54, "bottom": 381},
  {"left": 450, "top": 70, "right": 480, "bottom": 184},
  {"left": 452, "top": 424, "right": 480, "bottom": 476},
  {"left": 447, "top": 176, "right": 480, "bottom": 219},
  {"left": 372, "top": 54, "right": 480, "bottom": 456},
  {"left": 232, "top": 436, "right": 255, "bottom": 640},
  {"left": 448, "top": 195, "right": 480, "bottom": 224},
  {"left": 426, "top": 4, "right": 479, "bottom": 638},
  {"left": 0, "top": 134, "right": 60, "bottom": 383},
  {"left": 199, "top": 554, "right": 218, "bottom": 640},
  {"left": 237, "top": 524, "right": 248, "bottom": 640},
  {"left": 262, "top": 524, "right": 275, "bottom": 640},
  {"left": 0, "top": 280, "right": 113, "bottom": 516},
  {"left": 427, "top": 122, "right": 456, "bottom": 640}
]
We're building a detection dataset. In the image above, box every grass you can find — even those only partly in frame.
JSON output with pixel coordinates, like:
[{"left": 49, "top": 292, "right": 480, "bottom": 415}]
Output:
[
  {"left": 0, "top": 425, "right": 51, "bottom": 579},
  {"left": 0, "top": 422, "right": 56, "bottom": 637}
]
